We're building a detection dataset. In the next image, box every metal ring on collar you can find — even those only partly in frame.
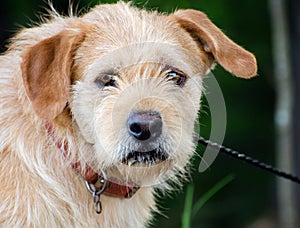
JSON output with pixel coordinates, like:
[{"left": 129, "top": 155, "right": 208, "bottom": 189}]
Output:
[{"left": 85, "top": 169, "right": 108, "bottom": 196}]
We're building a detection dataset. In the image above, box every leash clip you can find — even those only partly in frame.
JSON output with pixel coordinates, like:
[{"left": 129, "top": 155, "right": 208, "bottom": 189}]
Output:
[{"left": 85, "top": 169, "right": 107, "bottom": 214}]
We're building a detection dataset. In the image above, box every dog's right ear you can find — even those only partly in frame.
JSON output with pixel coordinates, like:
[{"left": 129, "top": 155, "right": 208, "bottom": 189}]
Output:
[
  {"left": 21, "top": 27, "right": 85, "bottom": 121},
  {"left": 172, "top": 10, "right": 257, "bottom": 78}
]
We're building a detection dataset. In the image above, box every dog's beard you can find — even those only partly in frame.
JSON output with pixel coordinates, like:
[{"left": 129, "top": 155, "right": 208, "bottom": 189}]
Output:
[
  {"left": 106, "top": 159, "right": 175, "bottom": 188},
  {"left": 89, "top": 129, "right": 195, "bottom": 189},
  {"left": 116, "top": 135, "right": 171, "bottom": 166},
  {"left": 90, "top": 115, "right": 196, "bottom": 188}
]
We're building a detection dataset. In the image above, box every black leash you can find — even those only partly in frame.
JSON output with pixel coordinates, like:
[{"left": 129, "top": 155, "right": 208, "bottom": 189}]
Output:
[{"left": 197, "top": 136, "right": 300, "bottom": 184}]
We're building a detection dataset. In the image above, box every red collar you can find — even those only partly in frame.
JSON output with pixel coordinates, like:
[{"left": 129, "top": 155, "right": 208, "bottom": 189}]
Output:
[{"left": 45, "top": 122, "right": 139, "bottom": 199}]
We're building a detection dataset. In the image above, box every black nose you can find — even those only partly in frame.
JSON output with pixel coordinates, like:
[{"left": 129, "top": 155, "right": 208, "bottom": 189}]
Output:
[{"left": 128, "top": 111, "right": 162, "bottom": 141}]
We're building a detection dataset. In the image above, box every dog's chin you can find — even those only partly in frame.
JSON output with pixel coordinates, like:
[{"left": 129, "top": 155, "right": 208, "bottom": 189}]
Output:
[
  {"left": 112, "top": 159, "right": 174, "bottom": 187},
  {"left": 120, "top": 147, "right": 169, "bottom": 167},
  {"left": 106, "top": 149, "right": 173, "bottom": 187}
]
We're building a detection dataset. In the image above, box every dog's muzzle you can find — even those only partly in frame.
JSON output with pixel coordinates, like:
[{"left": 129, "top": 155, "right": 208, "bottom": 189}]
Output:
[{"left": 121, "top": 111, "right": 168, "bottom": 166}]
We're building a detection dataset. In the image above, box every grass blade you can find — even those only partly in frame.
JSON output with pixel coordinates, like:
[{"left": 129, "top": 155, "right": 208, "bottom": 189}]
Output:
[
  {"left": 192, "top": 174, "right": 235, "bottom": 218},
  {"left": 181, "top": 184, "right": 194, "bottom": 228}
]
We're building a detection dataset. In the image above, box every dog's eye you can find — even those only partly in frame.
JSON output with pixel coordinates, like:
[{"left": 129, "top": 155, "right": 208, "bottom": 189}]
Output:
[
  {"left": 165, "top": 68, "right": 187, "bottom": 87},
  {"left": 95, "top": 74, "right": 117, "bottom": 88}
]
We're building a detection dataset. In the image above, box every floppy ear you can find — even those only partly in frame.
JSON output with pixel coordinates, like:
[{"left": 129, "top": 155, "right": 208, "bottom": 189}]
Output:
[
  {"left": 21, "top": 28, "right": 85, "bottom": 120},
  {"left": 173, "top": 10, "right": 257, "bottom": 78}
]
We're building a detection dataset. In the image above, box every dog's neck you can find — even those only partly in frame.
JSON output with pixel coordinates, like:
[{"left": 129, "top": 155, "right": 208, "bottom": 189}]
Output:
[{"left": 45, "top": 122, "right": 139, "bottom": 199}]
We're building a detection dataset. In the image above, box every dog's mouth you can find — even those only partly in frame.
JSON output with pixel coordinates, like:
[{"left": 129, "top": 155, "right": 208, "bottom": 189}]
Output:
[{"left": 121, "top": 148, "right": 168, "bottom": 166}]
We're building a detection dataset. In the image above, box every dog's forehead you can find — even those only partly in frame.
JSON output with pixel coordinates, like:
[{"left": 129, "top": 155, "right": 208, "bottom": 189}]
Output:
[
  {"left": 80, "top": 42, "right": 194, "bottom": 80},
  {"left": 74, "top": 3, "right": 208, "bottom": 80}
]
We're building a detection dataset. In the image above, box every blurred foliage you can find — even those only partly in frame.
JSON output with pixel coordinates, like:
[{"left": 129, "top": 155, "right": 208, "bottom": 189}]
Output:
[{"left": 0, "top": 0, "right": 276, "bottom": 227}]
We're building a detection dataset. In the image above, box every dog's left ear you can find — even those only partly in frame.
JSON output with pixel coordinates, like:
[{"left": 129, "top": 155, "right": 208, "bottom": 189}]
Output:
[
  {"left": 21, "top": 28, "right": 85, "bottom": 121},
  {"left": 172, "top": 10, "right": 257, "bottom": 78}
]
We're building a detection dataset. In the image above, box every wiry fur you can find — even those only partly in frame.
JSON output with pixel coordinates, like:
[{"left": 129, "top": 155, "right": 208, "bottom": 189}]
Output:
[{"left": 0, "top": 2, "right": 256, "bottom": 227}]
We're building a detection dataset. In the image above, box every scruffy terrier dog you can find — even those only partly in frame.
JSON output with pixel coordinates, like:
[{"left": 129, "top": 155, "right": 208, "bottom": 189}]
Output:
[{"left": 0, "top": 1, "right": 257, "bottom": 227}]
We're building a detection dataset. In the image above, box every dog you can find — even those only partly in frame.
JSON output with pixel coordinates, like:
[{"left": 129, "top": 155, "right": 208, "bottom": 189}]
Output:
[{"left": 0, "top": 1, "right": 257, "bottom": 227}]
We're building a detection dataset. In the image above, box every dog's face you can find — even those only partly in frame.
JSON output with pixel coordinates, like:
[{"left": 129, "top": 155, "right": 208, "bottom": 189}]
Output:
[{"left": 21, "top": 3, "right": 256, "bottom": 187}]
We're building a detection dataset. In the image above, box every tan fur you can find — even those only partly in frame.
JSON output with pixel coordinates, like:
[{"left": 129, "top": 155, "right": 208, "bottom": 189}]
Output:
[{"left": 0, "top": 2, "right": 257, "bottom": 227}]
